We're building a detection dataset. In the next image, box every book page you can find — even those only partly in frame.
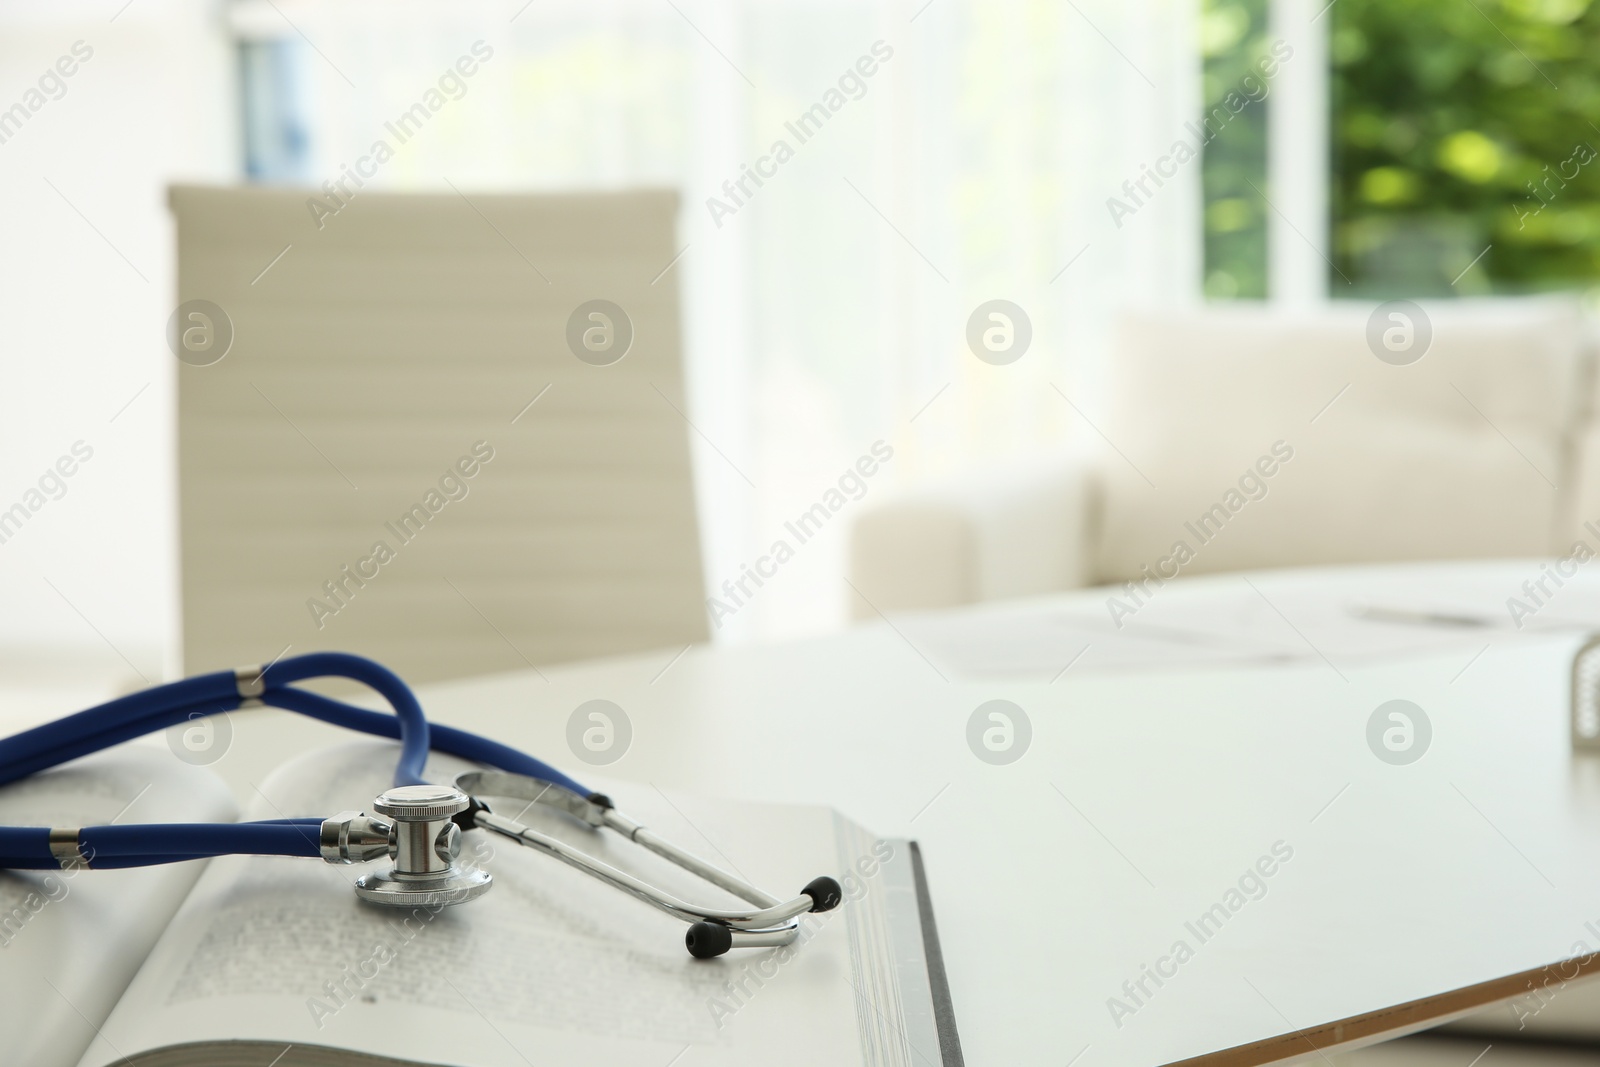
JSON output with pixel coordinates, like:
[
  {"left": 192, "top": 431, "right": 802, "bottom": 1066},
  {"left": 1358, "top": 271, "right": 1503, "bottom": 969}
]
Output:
[
  {"left": 0, "top": 744, "right": 238, "bottom": 1067},
  {"left": 898, "top": 574, "right": 1542, "bottom": 678},
  {"left": 78, "top": 741, "right": 906, "bottom": 1067}
]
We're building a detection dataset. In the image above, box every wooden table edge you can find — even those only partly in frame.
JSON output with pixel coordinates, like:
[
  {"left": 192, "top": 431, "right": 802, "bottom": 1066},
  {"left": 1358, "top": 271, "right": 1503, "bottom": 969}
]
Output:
[{"left": 1163, "top": 954, "right": 1600, "bottom": 1067}]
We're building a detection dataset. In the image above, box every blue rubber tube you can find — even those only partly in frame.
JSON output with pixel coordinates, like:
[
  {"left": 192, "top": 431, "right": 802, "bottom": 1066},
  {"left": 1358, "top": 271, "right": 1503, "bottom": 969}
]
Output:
[
  {"left": 0, "top": 821, "right": 323, "bottom": 870},
  {"left": 0, "top": 673, "right": 239, "bottom": 773},
  {"left": 0, "top": 826, "right": 49, "bottom": 868},
  {"left": 0, "top": 688, "right": 589, "bottom": 800},
  {"left": 80, "top": 822, "right": 324, "bottom": 858},
  {"left": 266, "top": 687, "right": 591, "bottom": 797},
  {"left": 0, "top": 697, "right": 237, "bottom": 788},
  {"left": 260, "top": 653, "right": 431, "bottom": 786},
  {"left": 0, "top": 652, "right": 432, "bottom": 789},
  {"left": 0, "top": 653, "right": 592, "bottom": 872}
]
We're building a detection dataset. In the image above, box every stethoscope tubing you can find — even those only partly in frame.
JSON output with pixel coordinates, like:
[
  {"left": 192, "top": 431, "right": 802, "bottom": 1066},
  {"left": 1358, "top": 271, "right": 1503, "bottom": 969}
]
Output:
[
  {"left": 0, "top": 651, "right": 842, "bottom": 958},
  {"left": 0, "top": 652, "right": 434, "bottom": 789},
  {"left": 0, "top": 651, "right": 589, "bottom": 870},
  {"left": 0, "top": 820, "right": 325, "bottom": 870}
]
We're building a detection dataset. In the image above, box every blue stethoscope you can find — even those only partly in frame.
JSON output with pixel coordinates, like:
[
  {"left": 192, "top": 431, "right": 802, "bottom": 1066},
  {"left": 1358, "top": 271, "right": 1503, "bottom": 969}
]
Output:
[{"left": 0, "top": 652, "right": 840, "bottom": 958}]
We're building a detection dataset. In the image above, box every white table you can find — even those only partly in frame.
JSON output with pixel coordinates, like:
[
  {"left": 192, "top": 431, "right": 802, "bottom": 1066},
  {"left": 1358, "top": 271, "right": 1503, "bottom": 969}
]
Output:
[{"left": 158, "top": 561, "right": 1600, "bottom": 1065}]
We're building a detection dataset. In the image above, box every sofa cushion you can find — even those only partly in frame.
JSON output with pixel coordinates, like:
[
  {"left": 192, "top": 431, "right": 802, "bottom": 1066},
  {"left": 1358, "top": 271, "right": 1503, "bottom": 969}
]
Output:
[{"left": 1093, "top": 299, "right": 1590, "bottom": 584}]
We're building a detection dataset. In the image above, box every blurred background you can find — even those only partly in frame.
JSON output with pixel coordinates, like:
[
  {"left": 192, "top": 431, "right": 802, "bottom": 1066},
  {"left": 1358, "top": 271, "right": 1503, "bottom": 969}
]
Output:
[{"left": 2, "top": 0, "right": 1597, "bottom": 691}]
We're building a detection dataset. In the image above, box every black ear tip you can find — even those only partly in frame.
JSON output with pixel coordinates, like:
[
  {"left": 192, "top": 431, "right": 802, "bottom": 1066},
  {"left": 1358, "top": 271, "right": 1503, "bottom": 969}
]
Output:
[
  {"left": 803, "top": 875, "right": 843, "bottom": 912},
  {"left": 686, "top": 921, "right": 733, "bottom": 959}
]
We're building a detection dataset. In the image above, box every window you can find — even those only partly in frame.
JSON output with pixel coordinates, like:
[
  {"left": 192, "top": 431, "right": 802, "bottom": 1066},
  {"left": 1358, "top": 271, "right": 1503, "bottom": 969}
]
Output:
[
  {"left": 1202, "top": 0, "right": 1600, "bottom": 301},
  {"left": 1330, "top": 0, "right": 1600, "bottom": 296},
  {"left": 1200, "top": 0, "right": 1271, "bottom": 300}
]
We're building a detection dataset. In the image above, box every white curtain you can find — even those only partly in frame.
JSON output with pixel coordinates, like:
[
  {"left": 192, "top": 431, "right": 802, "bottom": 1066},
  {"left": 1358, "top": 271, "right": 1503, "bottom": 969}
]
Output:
[
  {"left": 0, "top": 0, "right": 233, "bottom": 685},
  {"left": 0, "top": 0, "right": 1200, "bottom": 681},
  {"left": 238, "top": 0, "right": 1203, "bottom": 642}
]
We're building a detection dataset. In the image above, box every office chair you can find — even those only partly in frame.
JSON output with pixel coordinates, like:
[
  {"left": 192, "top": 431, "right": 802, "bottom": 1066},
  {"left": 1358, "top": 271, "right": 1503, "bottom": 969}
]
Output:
[{"left": 169, "top": 184, "right": 706, "bottom": 683}]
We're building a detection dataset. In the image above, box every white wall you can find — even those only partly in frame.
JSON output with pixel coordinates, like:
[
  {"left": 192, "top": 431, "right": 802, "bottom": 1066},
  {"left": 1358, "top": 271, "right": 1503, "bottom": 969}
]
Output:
[{"left": 0, "top": 0, "right": 234, "bottom": 688}]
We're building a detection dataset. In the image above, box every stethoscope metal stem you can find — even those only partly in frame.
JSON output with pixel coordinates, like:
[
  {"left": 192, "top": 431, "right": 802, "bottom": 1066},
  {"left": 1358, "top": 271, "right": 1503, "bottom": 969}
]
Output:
[
  {"left": 473, "top": 808, "right": 813, "bottom": 931},
  {"left": 614, "top": 814, "right": 781, "bottom": 909},
  {"left": 442, "top": 769, "right": 841, "bottom": 956}
]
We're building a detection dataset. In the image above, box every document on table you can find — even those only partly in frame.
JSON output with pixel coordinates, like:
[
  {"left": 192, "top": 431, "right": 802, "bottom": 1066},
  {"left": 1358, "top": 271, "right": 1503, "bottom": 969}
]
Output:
[{"left": 899, "top": 568, "right": 1600, "bottom": 679}]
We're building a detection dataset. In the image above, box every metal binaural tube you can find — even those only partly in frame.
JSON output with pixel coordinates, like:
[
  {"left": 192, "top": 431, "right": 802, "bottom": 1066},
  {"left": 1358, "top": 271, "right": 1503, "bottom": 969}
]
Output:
[{"left": 474, "top": 808, "right": 815, "bottom": 930}]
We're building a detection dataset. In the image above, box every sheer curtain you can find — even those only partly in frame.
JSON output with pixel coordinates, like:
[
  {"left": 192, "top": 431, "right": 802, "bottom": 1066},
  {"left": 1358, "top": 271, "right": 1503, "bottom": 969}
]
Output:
[
  {"left": 231, "top": 0, "right": 1201, "bottom": 642},
  {"left": 0, "top": 0, "right": 233, "bottom": 687}
]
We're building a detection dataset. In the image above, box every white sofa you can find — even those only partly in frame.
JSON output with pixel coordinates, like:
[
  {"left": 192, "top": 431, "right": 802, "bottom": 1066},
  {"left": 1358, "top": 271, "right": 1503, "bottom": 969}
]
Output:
[{"left": 849, "top": 299, "right": 1598, "bottom": 615}]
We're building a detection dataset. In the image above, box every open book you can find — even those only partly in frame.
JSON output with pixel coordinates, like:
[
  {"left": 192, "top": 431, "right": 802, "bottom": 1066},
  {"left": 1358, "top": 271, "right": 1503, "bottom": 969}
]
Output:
[{"left": 1, "top": 741, "right": 961, "bottom": 1067}]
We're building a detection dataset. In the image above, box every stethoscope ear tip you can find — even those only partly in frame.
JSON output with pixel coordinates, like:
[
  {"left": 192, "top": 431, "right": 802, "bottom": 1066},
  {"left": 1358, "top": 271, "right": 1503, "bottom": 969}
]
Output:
[
  {"left": 686, "top": 921, "right": 734, "bottom": 959},
  {"left": 803, "top": 876, "right": 843, "bottom": 913}
]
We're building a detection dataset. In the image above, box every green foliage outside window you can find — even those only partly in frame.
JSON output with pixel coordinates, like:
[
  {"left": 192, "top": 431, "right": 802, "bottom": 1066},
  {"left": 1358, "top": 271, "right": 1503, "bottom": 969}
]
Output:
[
  {"left": 1331, "top": 0, "right": 1600, "bottom": 296},
  {"left": 1201, "top": 0, "right": 1272, "bottom": 300}
]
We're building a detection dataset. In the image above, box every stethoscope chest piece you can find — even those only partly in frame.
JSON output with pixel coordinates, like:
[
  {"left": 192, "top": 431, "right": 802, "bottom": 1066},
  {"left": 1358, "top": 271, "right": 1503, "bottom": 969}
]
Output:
[{"left": 349, "top": 784, "right": 492, "bottom": 907}]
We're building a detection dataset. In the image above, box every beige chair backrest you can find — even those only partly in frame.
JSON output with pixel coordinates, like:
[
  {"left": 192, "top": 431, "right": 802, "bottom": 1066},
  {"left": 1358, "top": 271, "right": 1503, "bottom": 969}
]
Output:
[
  {"left": 171, "top": 185, "right": 706, "bottom": 683},
  {"left": 1095, "top": 299, "right": 1593, "bottom": 583}
]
